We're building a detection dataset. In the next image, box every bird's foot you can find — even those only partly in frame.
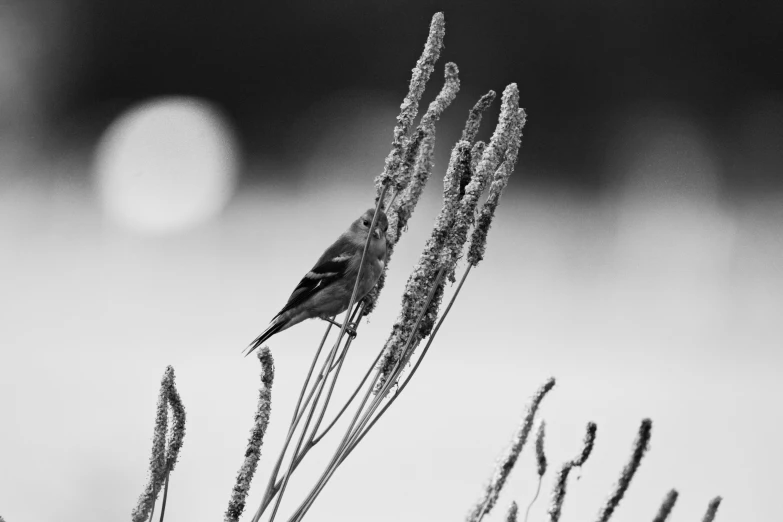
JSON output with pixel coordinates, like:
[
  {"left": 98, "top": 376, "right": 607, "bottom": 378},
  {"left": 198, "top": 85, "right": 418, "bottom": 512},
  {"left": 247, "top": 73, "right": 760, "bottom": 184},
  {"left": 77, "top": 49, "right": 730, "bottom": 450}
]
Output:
[{"left": 321, "top": 317, "right": 358, "bottom": 338}]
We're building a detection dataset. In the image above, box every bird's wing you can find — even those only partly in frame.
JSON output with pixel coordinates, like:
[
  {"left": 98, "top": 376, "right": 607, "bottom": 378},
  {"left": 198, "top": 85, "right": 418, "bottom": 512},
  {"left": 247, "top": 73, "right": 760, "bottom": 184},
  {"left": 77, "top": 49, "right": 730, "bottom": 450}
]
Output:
[{"left": 276, "top": 236, "right": 356, "bottom": 317}]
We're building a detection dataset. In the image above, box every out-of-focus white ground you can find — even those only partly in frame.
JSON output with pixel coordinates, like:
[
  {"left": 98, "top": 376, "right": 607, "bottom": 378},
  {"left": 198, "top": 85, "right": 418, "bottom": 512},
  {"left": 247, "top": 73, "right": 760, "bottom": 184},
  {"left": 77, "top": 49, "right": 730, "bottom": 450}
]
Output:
[
  {"left": 1, "top": 92, "right": 781, "bottom": 522},
  {"left": 1, "top": 174, "right": 781, "bottom": 522}
]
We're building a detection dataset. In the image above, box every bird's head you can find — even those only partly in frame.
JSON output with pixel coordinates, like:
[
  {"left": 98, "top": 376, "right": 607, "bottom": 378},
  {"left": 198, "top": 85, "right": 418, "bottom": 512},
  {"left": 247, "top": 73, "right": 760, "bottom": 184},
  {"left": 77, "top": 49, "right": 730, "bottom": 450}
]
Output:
[{"left": 353, "top": 208, "right": 388, "bottom": 241}]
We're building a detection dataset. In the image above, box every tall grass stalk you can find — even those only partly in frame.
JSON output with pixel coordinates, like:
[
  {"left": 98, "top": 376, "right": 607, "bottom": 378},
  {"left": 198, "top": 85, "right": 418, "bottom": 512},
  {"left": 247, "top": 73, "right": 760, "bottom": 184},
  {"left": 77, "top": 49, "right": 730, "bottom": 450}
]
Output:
[
  {"left": 286, "top": 84, "right": 525, "bottom": 520},
  {"left": 523, "top": 420, "right": 548, "bottom": 522},
  {"left": 467, "top": 378, "right": 556, "bottom": 522},
  {"left": 595, "top": 419, "right": 652, "bottom": 522},
  {"left": 225, "top": 348, "right": 275, "bottom": 522},
  {"left": 131, "top": 366, "right": 187, "bottom": 522},
  {"left": 651, "top": 489, "right": 679, "bottom": 522},
  {"left": 701, "top": 496, "right": 723, "bottom": 522},
  {"left": 547, "top": 423, "right": 598, "bottom": 522}
]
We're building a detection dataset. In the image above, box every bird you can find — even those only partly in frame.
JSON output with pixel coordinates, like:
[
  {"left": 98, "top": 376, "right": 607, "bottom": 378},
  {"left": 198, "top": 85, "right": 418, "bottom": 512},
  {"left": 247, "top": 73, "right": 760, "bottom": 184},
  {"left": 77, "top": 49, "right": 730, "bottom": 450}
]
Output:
[{"left": 246, "top": 208, "right": 388, "bottom": 355}]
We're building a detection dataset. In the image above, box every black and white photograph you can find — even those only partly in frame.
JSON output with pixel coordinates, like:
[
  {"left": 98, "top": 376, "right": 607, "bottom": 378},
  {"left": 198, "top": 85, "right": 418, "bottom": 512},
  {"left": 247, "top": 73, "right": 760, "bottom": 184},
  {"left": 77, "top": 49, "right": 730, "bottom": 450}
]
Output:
[{"left": 0, "top": 2, "right": 780, "bottom": 521}]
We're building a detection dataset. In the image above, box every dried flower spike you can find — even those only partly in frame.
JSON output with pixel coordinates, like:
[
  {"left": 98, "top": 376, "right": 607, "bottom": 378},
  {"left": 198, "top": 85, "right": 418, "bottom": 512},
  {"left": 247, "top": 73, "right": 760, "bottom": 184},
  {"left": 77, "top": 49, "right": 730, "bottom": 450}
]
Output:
[
  {"left": 225, "top": 348, "right": 275, "bottom": 522},
  {"left": 447, "top": 87, "right": 524, "bottom": 281},
  {"left": 375, "top": 137, "right": 474, "bottom": 388},
  {"left": 547, "top": 422, "right": 598, "bottom": 522},
  {"left": 535, "top": 420, "right": 548, "bottom": 477},
  {"left": 420, "top": 62, "right": 460, "bottom": 128},
  {"left": 467, "top": 106, "right": 526, "bottom": 267},
  {"left": 376, "top": 12, "right": 445, "bottom": 193},
  {"left": 131, "top": 366, "right": 187, "bottom": 522},
  {"left": 462, "top": 91, "right": 497, "bottom": 143},
  {"left": 652, "top": 489, "right": 679, "bottom": 522},
  {"left": 470, "top": 141, "right": 486, "bottom": 175},
  {"left": 368, "top": 61, "right": 460, "bottom": 311},
  {"left": 506, "top": 501, "right": 519, "bottom": 522},
  {"left": 466, "top": 378, "right": 556, "bottom": 522},
  {"left": 165, "top": 374, "right": 187, "bottom": 473},
  {"left": 522, "top": 419, "right": 549, "bottom": 522},
  {"left": 389, "top": 126, "right": 426, "bottom": 195},
  {"left": 387, "top": 61, "right": 459, "bottom": 203},
  {"left": 701, "top": 496, "right": 723, "bottom": 522},
  {"left": 595, "top": 418, "right": 652, "bottom": 522},
  {"left": 366, "top": 60, "right": 459, "bottom": 317}
]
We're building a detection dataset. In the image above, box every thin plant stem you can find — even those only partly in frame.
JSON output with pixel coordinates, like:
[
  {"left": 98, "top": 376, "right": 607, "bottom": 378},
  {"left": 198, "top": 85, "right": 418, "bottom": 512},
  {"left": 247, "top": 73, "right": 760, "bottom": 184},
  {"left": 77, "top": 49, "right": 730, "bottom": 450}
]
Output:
[
  {"left": 294, "top": 322, "right": 333, "bottom": 420},
  {"left": 266, "top": 188, "right": 389, "bottom": 522},
  {"left": 523, "top": 479, "right": 542, "bottom": 522},
  {"left": 148, "top": 496, "right": 157, "bottom": 522},
  {"left": 259, "top": 341, "right": 385, "bottom": 513},
  {"left": 265, "top": 318, "right": 350, "bottom": 522},
  {"left": 258, "top": 322, "right": 333, "bottom": 514},
  {"left": 255, "top": 318, "right": 362, "bottom": 517},
  {"left": 343, "top": 268, "right": 447, "bottom": 447},
  {"left": 256, "top": 302, "right": 363, "bottom": 518},
  {"left": 289, "top": 370, "right": 385, "bottom": 522},
  {"left": 311, "top": 347, "right": 385, "bottom": 445},
  {"left": 332, "top": 184, "right": 388, "bottom": 351},
  {"left": 340, "top": 265, "right": 469, "bottom": 457},
  {"left": 158, "top": 468, "right": 171, "bottom": 522},
  {"left": 326, "top": 305, "right": 363, "bottom": 373},
  {"left": 347, "top": 267, "right": 446, "bottom": 444},
  {"left": 306, "top": 303, "right": 365, "bottom": 445},
  {"left": 524, "top": 420, "right": 547, "bottom": 522},
  {"left": 328, "top": 346, "right": 350, "bottom": 372},
  {"left": 253, "top": 325, "right": 345, "bottom": 520},
  {"left": 288, "top": 267, "right": 449, "bottom": 521},
  {"left": 289, "top": 265, "right": 464, "bottom": 521}
]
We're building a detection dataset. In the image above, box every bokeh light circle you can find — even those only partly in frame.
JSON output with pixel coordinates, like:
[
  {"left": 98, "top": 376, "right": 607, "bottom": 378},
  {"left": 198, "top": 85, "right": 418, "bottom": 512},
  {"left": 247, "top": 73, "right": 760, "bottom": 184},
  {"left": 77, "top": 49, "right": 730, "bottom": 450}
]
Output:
[{"left": 94, "top": 97, "right": 239, "bottom": 234}]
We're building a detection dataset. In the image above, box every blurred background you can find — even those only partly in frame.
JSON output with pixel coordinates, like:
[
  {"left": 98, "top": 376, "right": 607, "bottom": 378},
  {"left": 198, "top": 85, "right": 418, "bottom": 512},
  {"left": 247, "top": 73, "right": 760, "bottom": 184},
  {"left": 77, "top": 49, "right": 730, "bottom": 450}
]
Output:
[{"left": 0, "top": 1, "right": 781, "bottom": 521}]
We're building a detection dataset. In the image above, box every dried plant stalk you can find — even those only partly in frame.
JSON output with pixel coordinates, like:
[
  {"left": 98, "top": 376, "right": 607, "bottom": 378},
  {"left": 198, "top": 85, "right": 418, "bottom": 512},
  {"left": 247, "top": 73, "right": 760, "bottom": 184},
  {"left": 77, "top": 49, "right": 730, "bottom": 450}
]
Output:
[
  {"left": 547, "top": 423, "right": 598, "bottom": 522},
  {"left": 131, "top": 366, "right": 187, "bottom": 522},
  {"left": 467, "top": 105, "right": 526, "bottom": 267},
  {"left": 466, "top": 378, "right": 556, "bottom": 522},
  {"left": 378, "top": 85, "right": 525, "bottom": 390},
  {"left": 243, "top": 14, "right": 462, "bottom": 521},
  {"left": 652, "top": 489, "right": 679, "bottom": 522},
  {"left": 701, "top": 496, "right": 723, "bottom": 522},
  {"left": 225, "top": 348, "right": 275, "bottom": 522},
  {"left": 375, "top": 140, "right": 467, "bottom": 390},
  {"left": 420, "top": 62, "right": 460, "bottom": 128},
  {"left": 535, "top": 420, "right": 548, "bottom": 477},
  {"left": 462, "top": 91, "right": 497, "bottom": 142},
  {"left": 595, "top": 419, "right": 652, "bottom": 522},
  {"left": 366, "top": 61, "right": 461, "bottom": 315},
  {"left": 523, "top": 420, "right": 548, "bottom": 522},
  {"left": 445, "top": 85, "right": 523, "bottom": 281},
  {"left": 375, "top": 12, "right": 445, "bottom": 194}
]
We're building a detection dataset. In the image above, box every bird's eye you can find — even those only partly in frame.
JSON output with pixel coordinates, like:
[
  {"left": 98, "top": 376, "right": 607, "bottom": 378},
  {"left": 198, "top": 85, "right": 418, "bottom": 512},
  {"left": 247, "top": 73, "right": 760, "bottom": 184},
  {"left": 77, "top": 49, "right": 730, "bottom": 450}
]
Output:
[{"left": 362, "top": 220, "right": 370, "bottom": 227}]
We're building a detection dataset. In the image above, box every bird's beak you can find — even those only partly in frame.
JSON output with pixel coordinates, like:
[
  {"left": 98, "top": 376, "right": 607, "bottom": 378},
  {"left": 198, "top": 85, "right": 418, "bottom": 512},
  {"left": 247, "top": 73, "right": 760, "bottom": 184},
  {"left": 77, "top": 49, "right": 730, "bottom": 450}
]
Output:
[{"left": 372, "top": 227, "right": 381, "bottom": 240}]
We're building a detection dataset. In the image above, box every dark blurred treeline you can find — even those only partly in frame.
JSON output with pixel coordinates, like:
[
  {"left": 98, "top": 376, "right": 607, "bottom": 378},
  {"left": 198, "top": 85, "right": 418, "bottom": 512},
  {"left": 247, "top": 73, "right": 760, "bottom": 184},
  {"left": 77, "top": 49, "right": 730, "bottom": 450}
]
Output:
[{"left": 5, "top": 0, "right": 783, "bottom": 191}]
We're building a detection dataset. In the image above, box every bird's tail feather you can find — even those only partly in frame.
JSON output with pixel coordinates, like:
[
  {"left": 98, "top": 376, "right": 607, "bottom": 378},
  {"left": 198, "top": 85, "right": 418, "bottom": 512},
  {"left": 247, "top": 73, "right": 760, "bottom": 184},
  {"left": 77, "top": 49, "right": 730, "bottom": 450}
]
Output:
[{"left": 245, "top": 318, "right": 286, "bottom": 356}]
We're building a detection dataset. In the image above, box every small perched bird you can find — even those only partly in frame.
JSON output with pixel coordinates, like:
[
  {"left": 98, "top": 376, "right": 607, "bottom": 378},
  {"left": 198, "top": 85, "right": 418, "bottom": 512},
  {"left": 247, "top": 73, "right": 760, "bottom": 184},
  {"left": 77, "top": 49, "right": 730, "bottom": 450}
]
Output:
[{"left": 246, "top": 208, "right": 388, "bottom": 355}]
